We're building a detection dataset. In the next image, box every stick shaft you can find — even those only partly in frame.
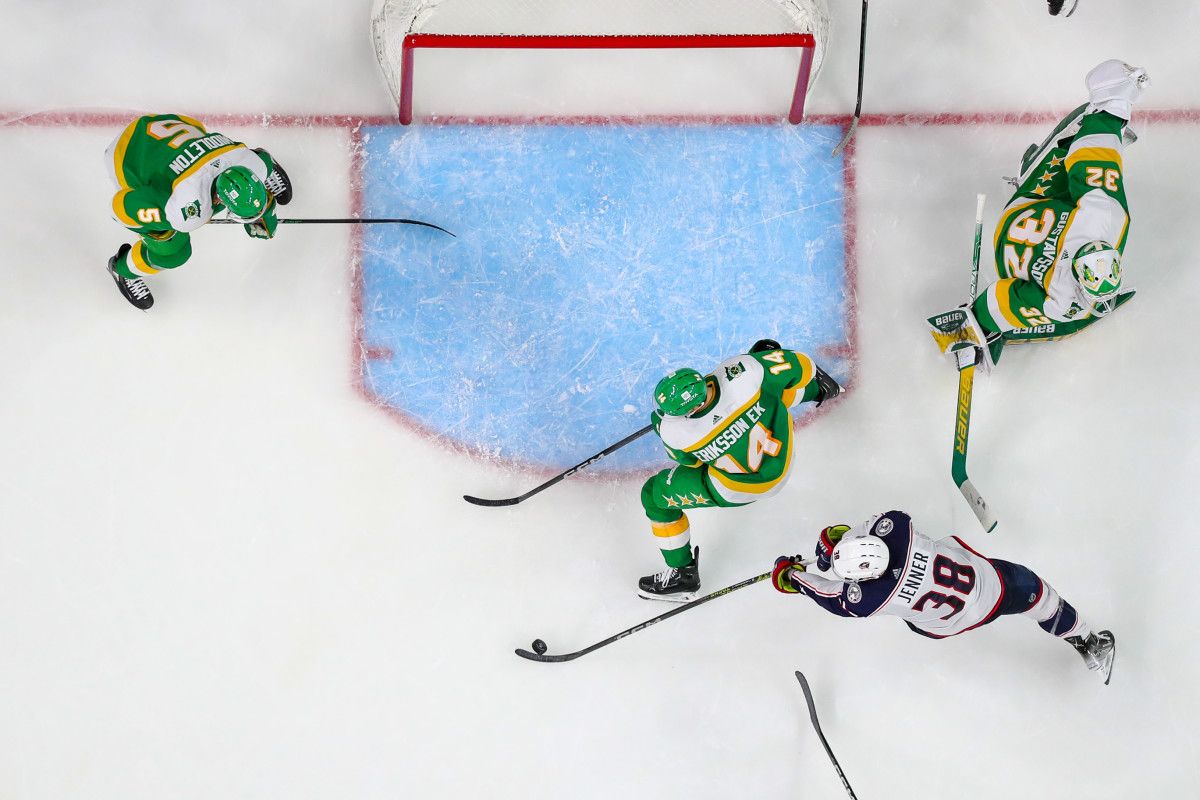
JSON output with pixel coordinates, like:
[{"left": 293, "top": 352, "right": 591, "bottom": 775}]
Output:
[
  {"left": 210, "top": 217, "right": 455, "bottom": 235},
  {"left": 516, "top": 571, "right": 772, "bottom": 662},
  {"left": 464, "top": 425, "right": 653, "bottom": 507},
  {"left": 831, "top": 0, "right": 868, "bottom": 157},
  {"left": 795, "top": 672, "right": 859, "bottom": 799}
]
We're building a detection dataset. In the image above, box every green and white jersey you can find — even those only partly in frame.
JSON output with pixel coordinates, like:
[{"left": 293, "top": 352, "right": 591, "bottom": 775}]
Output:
[
  {"left": 105, "top": 114, "right": 269, "bottom": 234},
  {"left": 984, "top": 110, "right": 1131, "bottom": 327},
  {"left": 652, "top": 349, "right": 820, "bottom": 504}
]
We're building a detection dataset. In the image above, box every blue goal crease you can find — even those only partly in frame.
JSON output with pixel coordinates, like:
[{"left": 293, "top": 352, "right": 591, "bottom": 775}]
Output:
[{"left": 358, "top": 123, "right": 850, "bottom": 471}]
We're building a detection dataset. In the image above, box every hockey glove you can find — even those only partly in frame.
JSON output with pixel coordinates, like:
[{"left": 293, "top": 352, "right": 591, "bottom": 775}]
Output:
[
  {"left": 772, "top": 555, "right": 806, "bottom": 594},
  {"left": 815, "top": 524, "right": 851, "bottom": 571},
  {"left": 244, "top": 199, "right": 279, "bottom": 240},
  {"left": 1086, "top": 60, "right": 1148, "bottom": 121}
]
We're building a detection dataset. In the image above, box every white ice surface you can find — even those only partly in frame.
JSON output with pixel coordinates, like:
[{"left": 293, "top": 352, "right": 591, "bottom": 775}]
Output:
[{"left": 2, "top": 1, "right": 1200, "bottom": 798}]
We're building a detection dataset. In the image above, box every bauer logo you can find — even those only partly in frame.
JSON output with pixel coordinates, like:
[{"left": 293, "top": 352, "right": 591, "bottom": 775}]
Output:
[{"left": 356, "top": 123, "right": 851, "bottom": 471}]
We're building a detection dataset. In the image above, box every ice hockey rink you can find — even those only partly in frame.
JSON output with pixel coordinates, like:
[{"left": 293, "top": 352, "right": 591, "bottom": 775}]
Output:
[{"left": 2, "top": 1, "right": 1198, "bottom": 797}]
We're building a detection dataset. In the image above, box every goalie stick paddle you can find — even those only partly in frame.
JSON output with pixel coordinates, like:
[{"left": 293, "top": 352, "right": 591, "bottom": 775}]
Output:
[
  {"left": 463, "top": 424, "right": 653, "bottom": 507},
  {"left": 515, "top": 569, "right": 776, "bottom": 662},
  {"left": 795, "top": 672, "right": 859, "bottom": 800},
  {"left": 831, "top": 0, "right": 868, "bottom": 157},
  {"left": 952, "top": 194, "right": 998, "bottom": 533},
  {"left": 211, "top": 217, "right": 456, "bottom": 236}
]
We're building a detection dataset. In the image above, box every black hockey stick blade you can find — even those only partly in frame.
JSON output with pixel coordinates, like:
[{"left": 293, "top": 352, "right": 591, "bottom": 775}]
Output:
[
  {"left": 795, "top": 672, "right": 859, "bottom": 800},
  {"left": 463, "top": 424, "right": 653, "bottom": 507},
  {"left": 211, "top": 217, "right": 456, "bottom": 236},
  {"left": 515, "top": 571, "right": 772, "bottom": 663}
]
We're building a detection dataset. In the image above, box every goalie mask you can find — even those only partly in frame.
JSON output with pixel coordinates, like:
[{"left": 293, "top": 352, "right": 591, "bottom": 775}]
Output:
[
  {"left": 831, "top": 535, "right": 889, "bottom": 581},
  {"left": 1072, "top": 241, "right": 1122, "bottom": 304}
]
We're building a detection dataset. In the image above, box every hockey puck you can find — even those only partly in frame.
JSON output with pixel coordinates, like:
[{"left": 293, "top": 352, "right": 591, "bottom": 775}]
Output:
[{"left": 531, "top": 639, "right": 548, "bottom": 655}]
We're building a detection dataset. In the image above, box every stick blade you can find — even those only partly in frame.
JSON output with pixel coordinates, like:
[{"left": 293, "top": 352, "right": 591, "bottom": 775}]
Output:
[
  {"left": 514, "top": 647, "right": 579, "bottom": 663},
  {"left": 958, "top": 478, "right": 998, "bottom": 532},
  {"left": 463, "top": 494, "right": 521, "bottom": 507},
  {"left": 831, "top": 117, "right": 858, "bottom": 157}
]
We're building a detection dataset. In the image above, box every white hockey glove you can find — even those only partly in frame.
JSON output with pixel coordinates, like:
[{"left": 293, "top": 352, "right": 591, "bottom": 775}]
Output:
[{"left": 1085, "top": 60, "right": 1149, "bottom": 121}]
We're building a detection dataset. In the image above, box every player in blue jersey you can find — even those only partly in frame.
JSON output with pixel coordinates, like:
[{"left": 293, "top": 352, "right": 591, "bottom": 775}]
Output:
[{"left": 772, "top": 510, "right": 1116, "bottom": 683}]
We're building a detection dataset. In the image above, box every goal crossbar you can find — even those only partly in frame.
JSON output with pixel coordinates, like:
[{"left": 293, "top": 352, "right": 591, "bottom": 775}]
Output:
[{"left": 398, "top": 32, "right": 816, "bottom": 124}]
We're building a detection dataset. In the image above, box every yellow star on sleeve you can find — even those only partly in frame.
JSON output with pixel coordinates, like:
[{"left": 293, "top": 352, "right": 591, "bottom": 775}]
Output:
[
  {"left": 679, "top": 496, "right": 694, "bottom": 506},
  {"left": 664, "top": 495, "right": 680, "bottom": 508},
  {"left": 1032, "top": 185, "right": 1047, "bottom": 196},
  {"left": 1039, "top": 170, "right": 1056, "bottom": 183},
  {"left": 691, "top": 493, "right": 711, "bottom": 505},
  {"left": 1049, "top": 155, "right": 1065, "bottom": 168}
]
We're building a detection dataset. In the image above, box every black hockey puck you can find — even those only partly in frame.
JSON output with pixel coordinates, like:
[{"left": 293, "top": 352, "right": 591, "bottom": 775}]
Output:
[{"left": 531, "top": 638, "right": 548, "bottom": 655}]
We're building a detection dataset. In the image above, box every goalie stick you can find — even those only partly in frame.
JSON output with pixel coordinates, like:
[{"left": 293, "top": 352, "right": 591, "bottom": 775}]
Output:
[
  {"left": 463, "top": 424, "right": 652, "bottom": 507},
  {"left": 795, "top": 672, "right": 859, "bottom": 799},
  {"left": 831, "top": 0, "right": 868, "bottom": 157},
  {"left": 211, "top": 217, "right": 456, "bottom": 236},
  {"left": 514, "top": 561, "right": 810, "bottom": 662},
  {"left": 952, "top": 194, "right": 998, "bottom": 532}
]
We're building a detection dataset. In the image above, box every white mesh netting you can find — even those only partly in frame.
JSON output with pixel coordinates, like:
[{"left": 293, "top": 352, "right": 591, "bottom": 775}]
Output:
[{"left": 371, "top": 0, "right": 830, "bottom": 119}]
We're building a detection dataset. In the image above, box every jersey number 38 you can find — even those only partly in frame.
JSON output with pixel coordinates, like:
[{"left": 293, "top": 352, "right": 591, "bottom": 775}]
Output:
[{"left": 912, "top": 555, "right": 976, "bottom": 620}]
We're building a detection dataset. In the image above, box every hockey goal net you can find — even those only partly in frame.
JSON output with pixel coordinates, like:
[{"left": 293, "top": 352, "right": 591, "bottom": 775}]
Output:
[{"left": 371, "top": 0, "right": 830, "bottom": 124}]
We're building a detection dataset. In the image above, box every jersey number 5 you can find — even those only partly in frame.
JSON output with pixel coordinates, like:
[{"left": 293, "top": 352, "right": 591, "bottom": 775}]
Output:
[
  {"left": 912, "top": 555, "right": 976, "bottom": 620},
  {"left": 147, "top": 118, "right": 205, "bottom": 149}
]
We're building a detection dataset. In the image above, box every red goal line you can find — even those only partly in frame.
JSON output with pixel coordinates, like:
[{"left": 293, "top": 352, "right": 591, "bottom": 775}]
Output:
[{"left": 398, "top": 32, "right": 817, "bottom": 125}]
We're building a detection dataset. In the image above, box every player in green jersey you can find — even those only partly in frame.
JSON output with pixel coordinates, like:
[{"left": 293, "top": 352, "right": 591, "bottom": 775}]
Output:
[
  {"left": 637, "top": 339, "right": 841, "bottom": 601},
  {"left": 928, "top": 60, "right": 1147, "bottom": 370},
  {"left": 104, "top": 114, "right": 293, "bottom": 310}
]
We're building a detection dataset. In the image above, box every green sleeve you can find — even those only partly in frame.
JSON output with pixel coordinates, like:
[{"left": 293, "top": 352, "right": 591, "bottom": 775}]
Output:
[{"left": 751, "top": 349, "right": 820, "bottom": 406}]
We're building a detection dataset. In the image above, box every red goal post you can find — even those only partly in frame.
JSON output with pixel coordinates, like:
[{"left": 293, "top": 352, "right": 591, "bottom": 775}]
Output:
[{"left": 372, "top": 0, "right": 830, "bottom": 125}]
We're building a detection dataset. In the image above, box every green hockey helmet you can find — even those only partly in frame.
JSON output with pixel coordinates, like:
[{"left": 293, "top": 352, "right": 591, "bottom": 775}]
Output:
[
  {"left": 654, "top": 368, "right": 708, "bottom": 417},
  {"left": 214, "top": 166, "right": 268, "bottom": 222},
  {"left": 1072, "top": 241, "right": 1122, "bottom": 298}
]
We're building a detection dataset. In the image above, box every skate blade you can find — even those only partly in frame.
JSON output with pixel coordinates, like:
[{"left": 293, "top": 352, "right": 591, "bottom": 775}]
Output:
[
  {"left": 636, "top": 589, "right": 698, "bottom": 604},
  {"left": 1100, "top": 642, "right": 1116, "bottom": 686}
]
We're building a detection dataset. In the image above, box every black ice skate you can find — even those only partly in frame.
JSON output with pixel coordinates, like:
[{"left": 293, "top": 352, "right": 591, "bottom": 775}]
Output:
[
  {"left": 638, "top": 547, "right": 701, "bottom": 603},
  {"left": 1067, "top": 630, "right": 1116, "bottom": 685},
  {"left": 255, "top": 148, "right": 293, "bottom": 205},
  {"left": 1047, "top": 0, "right": 1079, "bottom": 16},
  {"left": 107, "top": 244, "right": 154, "bottom": 310}
]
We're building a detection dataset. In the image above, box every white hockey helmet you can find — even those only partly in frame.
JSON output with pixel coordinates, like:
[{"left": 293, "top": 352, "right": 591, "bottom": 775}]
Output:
[
  {"left": 1072, "top": 241, "right": 1122, "bottom": 300},
  {"left": 832, "top": 535, "right": 889, "bottom": 581}
]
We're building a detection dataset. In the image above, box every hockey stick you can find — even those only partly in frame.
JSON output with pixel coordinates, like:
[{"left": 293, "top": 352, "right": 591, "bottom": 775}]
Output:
[
  {"left": 831, "top": 0, "right": 868, "bottom": 157},
  {"left": 211, "top": 217, "right": 456, "bottom": 236},
  {"left": 952, "top": 194, "right": 998, "bottom": 532},
  {"left": 514, "top": 564, "right": 812, "bottom": 662},
  {"left": 795, "top": 672, "right": 859, "bottom": 800},
  {"left": 463, "top": 424, "right": 653, "bottom": 507}
]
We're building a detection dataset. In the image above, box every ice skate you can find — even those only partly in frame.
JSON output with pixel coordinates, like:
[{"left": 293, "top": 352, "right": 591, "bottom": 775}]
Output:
[
  {"left": 106, "top": 244, "right": 154, "bottom": 310},
  {"left": 638, "top": 547, "right": 701, "bottom": 603},
  {"left": 1067, "top": 630, "right": 1116, "bottom": 684}
]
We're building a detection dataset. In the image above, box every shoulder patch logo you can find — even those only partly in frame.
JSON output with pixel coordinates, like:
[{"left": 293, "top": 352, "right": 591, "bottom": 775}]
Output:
[
  {"left": 846, "top": 582, "right": 863, "bottom": 604},
  {"left": 724, "top": 363, "right": 745, "bottom": 381},
  {"left": 875, "top": 517, "right": 894, "bottom": 536},
  {"left": 182, "top": 200, "right": 201, "bottom": 220}
]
